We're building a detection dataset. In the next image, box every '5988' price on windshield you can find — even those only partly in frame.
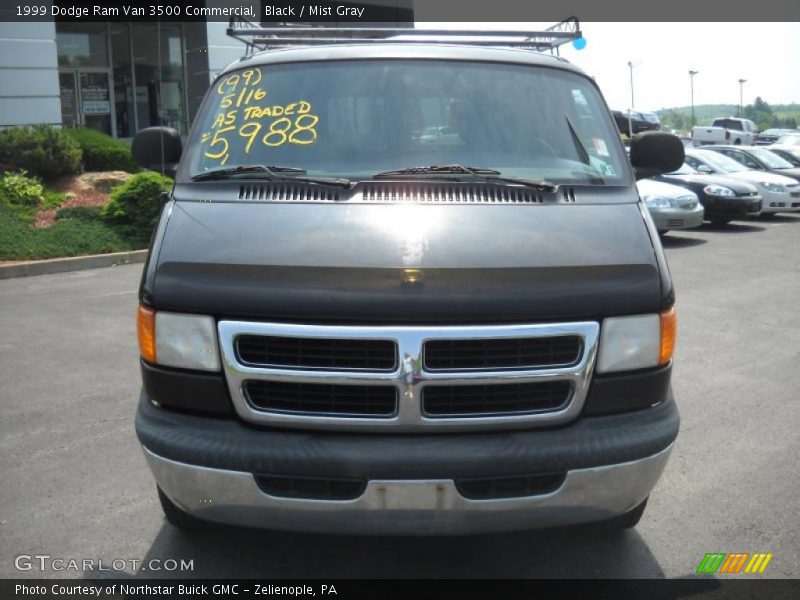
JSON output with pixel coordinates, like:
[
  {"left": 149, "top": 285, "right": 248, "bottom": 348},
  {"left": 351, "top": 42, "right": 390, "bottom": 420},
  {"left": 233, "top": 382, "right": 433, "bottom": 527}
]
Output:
[{"left": 201, "top": 114, "right": 319, "bottom": 165}]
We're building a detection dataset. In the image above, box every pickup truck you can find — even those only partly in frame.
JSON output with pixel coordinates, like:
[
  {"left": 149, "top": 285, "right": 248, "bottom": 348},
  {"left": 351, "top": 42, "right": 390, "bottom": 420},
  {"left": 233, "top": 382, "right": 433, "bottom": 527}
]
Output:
[
  {"left": 132, "top": 40, "right": 683, "bottom": 535},
  {"left": 692, "top": 117, "right": 758, "bottom": 146}
]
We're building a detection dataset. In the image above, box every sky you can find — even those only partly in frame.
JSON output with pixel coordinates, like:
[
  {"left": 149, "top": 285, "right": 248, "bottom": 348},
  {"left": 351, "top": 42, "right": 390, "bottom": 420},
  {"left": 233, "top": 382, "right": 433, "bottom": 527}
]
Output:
[{"left": 417, "top": 23, "right": 800, "bottom": 111}]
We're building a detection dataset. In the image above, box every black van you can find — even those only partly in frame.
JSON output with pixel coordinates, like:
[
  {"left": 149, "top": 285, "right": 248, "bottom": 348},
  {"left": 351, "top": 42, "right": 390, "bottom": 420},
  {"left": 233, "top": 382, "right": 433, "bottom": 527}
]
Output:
[{"left": 133, "top": 32, "right": 683, "bottom": 534}]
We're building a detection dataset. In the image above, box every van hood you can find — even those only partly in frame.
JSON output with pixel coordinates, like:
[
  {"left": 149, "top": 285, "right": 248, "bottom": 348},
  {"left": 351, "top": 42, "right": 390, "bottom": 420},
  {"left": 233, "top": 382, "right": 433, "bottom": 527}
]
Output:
[{"left": 142, "top": 197, "right": 668, "bottom": 323}]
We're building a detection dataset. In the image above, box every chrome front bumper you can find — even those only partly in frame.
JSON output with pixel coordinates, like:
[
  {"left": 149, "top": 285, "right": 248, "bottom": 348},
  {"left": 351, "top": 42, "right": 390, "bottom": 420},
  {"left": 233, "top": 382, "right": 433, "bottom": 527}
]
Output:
[{"left": 144, "top": 444, "right": 673, "bottom": 535}]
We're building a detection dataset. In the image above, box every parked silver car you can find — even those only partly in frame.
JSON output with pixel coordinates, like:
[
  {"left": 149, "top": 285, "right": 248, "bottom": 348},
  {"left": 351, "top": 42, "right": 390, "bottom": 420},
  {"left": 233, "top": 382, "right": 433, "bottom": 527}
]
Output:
[{"left": 637, "top": 179, "right": 704, "bottom": 233}]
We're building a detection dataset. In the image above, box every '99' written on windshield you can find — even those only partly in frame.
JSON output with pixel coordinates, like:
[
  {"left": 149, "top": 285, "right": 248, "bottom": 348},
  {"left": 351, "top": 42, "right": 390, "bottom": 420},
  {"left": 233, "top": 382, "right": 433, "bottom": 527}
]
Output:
[{"left": 200, "top": 69, "right": 319, "bottom": 166}]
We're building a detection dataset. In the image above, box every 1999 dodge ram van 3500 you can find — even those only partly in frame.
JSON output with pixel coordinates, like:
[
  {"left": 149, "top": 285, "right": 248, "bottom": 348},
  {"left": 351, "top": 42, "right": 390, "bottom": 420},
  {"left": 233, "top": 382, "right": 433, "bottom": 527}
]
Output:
[{"left": 133, "top": 34, "right": 684, "bottom": 534}]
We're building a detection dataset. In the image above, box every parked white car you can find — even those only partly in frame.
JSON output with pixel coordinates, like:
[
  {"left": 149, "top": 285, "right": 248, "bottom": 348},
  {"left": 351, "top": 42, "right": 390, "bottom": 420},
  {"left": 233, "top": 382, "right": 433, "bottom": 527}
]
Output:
[
  {"left": 637, "top": 179, "right": 704, "bottom": 233},
  {"left": 685, "top": 149, "right": 800, "bottom": 214},
  {"left": 691, "top": 117, "right": 758, "bottom": 146},
  {"left": 776, "top": 134, "right": 800, "bottom": 147}
]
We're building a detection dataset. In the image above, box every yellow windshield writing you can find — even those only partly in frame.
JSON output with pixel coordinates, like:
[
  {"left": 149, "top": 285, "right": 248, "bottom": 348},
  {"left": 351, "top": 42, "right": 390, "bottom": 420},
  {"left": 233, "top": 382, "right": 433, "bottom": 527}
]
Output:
[{"left": 200, "top": 68, "right": 319, "bottom": 165}]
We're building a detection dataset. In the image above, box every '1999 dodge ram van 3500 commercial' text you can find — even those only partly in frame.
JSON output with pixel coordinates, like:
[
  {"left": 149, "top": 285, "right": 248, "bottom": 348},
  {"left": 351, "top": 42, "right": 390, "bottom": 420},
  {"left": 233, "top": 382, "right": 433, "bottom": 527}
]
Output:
[{"left": 133, "top": 28, "right": 684, "bottom": 534}]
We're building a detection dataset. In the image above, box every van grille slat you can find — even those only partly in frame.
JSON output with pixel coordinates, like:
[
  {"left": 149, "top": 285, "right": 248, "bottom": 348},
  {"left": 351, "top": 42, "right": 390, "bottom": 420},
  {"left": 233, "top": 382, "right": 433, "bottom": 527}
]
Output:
[
  {"left": 424, "top": 336, "right": 582, "bottom": 370},
  {"left": 456, "top": 472, "right": 566, "bottom": 499},
  {"left": 255, "top": 474, "right": 366, "bottom": 500},
  {"left": 423, "top": 381, "right": 573, "bottom": 417},
  {"left": 245, "top": 381, "right": 397, "bottom": 417},
  {"left": 236, "top": 335, "right": 397, "bottom": 371}
]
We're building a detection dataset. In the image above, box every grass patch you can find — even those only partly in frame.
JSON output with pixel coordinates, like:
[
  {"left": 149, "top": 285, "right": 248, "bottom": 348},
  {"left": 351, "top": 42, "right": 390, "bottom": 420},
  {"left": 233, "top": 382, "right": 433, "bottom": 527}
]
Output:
[{"left": 0, "top": 203, "right": 145, "bottom": 261}]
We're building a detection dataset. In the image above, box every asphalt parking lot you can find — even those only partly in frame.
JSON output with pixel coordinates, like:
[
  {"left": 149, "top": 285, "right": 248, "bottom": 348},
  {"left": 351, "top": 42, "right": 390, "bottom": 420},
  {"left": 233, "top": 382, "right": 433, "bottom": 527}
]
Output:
[{"left": 1, "top": 214, "right": 799, "bottom": 580}]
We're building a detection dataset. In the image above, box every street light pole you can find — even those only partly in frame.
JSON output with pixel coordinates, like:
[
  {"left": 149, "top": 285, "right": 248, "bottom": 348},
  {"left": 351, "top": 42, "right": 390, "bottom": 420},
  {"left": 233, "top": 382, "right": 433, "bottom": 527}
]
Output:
[
  {"left": 627, "top": 61, "right": 634, "bottom": 137},
  {"left": 688, "top": 70, "right": 699, "bottom": 130},
  {"left": 738, "top": 79, "right": 747, "bottom": 117}
]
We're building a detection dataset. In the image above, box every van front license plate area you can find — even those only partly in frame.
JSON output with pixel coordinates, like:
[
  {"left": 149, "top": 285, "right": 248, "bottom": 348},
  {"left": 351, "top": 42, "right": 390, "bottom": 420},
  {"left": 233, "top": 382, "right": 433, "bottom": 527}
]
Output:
[{"left": 369, "top": 480, "right": 456, "bottom": 510}]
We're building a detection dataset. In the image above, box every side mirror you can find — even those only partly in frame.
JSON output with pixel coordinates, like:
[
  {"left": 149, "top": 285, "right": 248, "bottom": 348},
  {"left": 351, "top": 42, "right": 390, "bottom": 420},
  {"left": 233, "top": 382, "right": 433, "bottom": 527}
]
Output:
[
  {"left": 629, "top": 131, "right": 685, "bottom": 180},
  {"left": 696, "top": 164, "right": 712, "bottom": 174},
  {"left": 132, "top": 127, "right": 182, "bottom": 178}
]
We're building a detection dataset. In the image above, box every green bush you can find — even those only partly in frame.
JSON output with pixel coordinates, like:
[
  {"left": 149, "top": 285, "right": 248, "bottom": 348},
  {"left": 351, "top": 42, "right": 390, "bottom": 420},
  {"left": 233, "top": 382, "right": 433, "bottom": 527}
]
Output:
[
  {"left": 0, "top": 126, "right": 82, "bottom": 179},
  {"left": 65, "top": 128, "right": 139, "bottom": 173},
  {"left": 0, "top": 203, "right": 139, "bottom": 260},
  {"left": 102, "top": 171, "right": 172, "bottom": 241},
  {"left": 0, "top": 171, "right": 66, "bottom": 224},
  {"left": 0, "top": 171, "right": 45, "bottom": 206}
]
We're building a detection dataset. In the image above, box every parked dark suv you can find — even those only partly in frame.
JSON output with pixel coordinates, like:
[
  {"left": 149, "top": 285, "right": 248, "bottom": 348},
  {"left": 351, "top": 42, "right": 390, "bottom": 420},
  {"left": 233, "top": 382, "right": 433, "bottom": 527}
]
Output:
[
  {"left": 133, "top": 36, "right": 683, "bottom": 535},
  {"left": 613, "top": 110, "right": 661, "bottom": 136}
]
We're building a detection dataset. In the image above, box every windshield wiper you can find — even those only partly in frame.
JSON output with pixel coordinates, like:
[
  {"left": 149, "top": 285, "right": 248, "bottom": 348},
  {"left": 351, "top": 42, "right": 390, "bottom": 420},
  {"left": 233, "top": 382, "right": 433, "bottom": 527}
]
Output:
[
  {"left": 565, "top": 117, "right": 592, "bottom": 167},
  {"left": 191, "top": 165, "right": 303, "bottom": 180},
  {"left": 373, "top": 164, "right": 557, "bottom": 191},
  {"left": 191, "top": 164, "right": 351, "bottom": 188}
]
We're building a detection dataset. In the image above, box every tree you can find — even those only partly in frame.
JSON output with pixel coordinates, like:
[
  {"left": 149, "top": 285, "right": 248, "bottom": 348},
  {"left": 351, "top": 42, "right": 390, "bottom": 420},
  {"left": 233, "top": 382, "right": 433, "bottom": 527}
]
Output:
[
  {"left": 743, "top": 97, "right": 774, "bottom": 131},
  {"left": 658, "top": 109, "right": 686, "bottom": 132}
]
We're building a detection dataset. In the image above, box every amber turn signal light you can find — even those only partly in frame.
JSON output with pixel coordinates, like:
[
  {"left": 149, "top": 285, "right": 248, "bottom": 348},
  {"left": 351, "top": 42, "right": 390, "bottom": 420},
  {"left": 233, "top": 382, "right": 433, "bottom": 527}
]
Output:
[
  {"left": 659, "top": 307, "right": 677, "bottom": 365},
  {"left": 137, "top": 305, "right": 157, "bottom": 364}
]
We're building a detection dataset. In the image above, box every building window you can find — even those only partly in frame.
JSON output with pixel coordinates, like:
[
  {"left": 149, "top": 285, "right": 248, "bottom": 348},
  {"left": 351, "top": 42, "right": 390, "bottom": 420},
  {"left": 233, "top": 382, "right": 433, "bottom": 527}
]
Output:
[
  {"left": 55, "top": 22, "right": 190, "bottom": 137},
  {"left": 110, "top": 24, "right": 134, "bottom": 138},
  {"left": 56, "top": 23, "right": 109, "bottom": 68},
  {"left": 132, "top": 23, "right": 188, "bottom": 135}
]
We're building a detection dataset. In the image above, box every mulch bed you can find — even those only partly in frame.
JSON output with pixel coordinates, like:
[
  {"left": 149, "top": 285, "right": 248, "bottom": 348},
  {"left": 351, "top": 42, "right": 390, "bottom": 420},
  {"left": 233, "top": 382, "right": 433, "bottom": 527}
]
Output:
[{"left": 34, "top": 172, "right": 131, "bottom": 229}]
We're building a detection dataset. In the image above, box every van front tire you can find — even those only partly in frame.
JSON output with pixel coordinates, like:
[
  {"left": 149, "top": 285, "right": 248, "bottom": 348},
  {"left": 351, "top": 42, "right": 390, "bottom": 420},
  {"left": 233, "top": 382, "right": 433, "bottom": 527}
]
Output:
[
  {"left": 158, "top": 486, "right": 207, "bottom": 531},
  {"left": 594, "top": 497, "right": 648, "bottom": 531}
]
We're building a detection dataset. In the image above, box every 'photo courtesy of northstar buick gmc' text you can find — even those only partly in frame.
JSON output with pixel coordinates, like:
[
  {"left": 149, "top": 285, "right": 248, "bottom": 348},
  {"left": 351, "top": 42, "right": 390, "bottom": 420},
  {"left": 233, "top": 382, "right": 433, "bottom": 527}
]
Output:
[{"left": 132, "top": 27, "right": 684, "bottom": 535}]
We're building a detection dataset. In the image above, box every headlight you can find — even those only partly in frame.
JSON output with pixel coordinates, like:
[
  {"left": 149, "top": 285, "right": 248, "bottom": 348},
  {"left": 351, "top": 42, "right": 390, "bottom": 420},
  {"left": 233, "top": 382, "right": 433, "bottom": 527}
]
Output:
[
  {"left": 137, "top": 307, "right": 220, "bottom": 371},
  {"left": 759, "top": 182, "right": 787, "bottom": 193},
  {"left": 597, "top": 309, "right": 676, "bottom": 374},
  {"left": 703, "top": 185, "right": 735, "bottom": 197},
  {"left": 643, "top": 195, "right": 672, "bottom": 208}
]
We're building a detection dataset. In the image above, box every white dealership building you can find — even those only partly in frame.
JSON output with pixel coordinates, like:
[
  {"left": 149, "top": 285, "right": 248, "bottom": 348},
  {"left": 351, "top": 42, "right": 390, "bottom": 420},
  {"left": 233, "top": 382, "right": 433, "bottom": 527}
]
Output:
[{"left": 0, "top": 1, "right": 413, "bottom": 137}]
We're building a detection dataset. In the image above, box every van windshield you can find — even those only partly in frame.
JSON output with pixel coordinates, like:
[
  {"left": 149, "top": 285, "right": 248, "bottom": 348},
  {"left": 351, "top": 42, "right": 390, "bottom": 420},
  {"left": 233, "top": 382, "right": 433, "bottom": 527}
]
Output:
[{"left": 184, "top": 60, "right": 631, "bottom": 185}]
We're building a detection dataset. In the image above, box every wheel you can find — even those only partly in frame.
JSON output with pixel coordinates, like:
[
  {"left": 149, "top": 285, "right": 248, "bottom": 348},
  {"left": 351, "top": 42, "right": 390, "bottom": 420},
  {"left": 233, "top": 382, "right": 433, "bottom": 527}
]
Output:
[
  {"left": 710, "top": 217, "right": 731, "bottom": 226},
  {"left": 157, "top": 487, "right": 207, "bottom": 531},
  {"left": 734, "top": 139, "right": 742, "bottom": 145},
  {"left": 594, "top": 497, "right": 648, "bottom": 531}
]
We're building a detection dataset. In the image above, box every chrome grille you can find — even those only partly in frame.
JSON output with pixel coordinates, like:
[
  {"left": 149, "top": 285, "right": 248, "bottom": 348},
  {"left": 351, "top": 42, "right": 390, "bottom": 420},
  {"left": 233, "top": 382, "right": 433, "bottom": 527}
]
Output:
[{"left": 218, "top": 321, "right": 599, "bottom": 432}]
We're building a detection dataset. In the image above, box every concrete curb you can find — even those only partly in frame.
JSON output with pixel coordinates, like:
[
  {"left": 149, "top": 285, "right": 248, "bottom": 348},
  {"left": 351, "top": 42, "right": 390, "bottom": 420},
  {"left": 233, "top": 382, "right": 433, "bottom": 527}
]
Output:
[{"left": 0, "top": 250, "right": 148, "bottom": 280}]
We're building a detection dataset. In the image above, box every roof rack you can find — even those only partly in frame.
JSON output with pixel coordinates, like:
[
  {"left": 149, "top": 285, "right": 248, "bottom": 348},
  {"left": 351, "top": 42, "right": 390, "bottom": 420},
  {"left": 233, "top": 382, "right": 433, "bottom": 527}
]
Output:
[{"left": 227, "top": 17, "right": 581, "bottom": 56}]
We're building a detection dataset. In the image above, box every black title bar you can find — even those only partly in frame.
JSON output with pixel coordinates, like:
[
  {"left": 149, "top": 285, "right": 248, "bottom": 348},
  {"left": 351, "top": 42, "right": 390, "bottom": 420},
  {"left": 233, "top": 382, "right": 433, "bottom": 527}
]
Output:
[
  {"left": 0, "top": 0, "right": 798, "bottom": 22},
  {"left": 3, "top": 579, "right": 800, "bottom": 600}
]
